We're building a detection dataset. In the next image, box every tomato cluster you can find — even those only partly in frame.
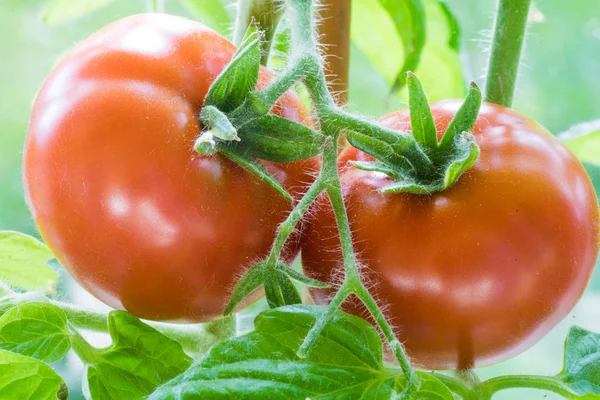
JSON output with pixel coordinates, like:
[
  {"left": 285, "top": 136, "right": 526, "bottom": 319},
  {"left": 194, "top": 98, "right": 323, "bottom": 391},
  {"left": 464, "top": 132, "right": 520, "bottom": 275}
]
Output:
[{"left": 24, "top": 14, "right": 598, "bottom": 370}]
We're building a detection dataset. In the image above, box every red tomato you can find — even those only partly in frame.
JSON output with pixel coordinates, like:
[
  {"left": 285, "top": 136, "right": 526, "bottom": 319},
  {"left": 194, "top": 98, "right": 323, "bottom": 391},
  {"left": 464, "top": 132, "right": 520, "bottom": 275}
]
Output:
[
  {"left": 24, "top": 14, "right": 317, "bottom": 322},
  {"left": 302, "top": 101, "right": 599, "bottom": 369}
]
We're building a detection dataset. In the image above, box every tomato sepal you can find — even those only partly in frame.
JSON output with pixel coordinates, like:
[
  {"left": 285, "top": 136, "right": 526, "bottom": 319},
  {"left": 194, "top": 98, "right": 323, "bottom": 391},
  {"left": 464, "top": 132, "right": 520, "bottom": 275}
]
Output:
[
  {"left": 219, "top": 148, "right": 293, "bottom": 201},
  {"left": 347, "top": 74, "right": 482, "bottom": 195},
  {"left": 236, "top": 114, "right": 325, "bottom": 162},
  {"left": 223, "top": 263, "right": 265, "bottom": 316},
  {"left": 225, "top": 261, "right": 328, "bottom": 316},
  {"left": 203, "top": 26, "right": 261, "bottom": 112}
]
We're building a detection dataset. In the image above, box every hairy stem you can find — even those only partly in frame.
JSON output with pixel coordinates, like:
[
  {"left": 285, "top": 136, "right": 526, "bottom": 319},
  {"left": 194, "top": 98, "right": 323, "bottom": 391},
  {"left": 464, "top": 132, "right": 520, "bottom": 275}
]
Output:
[
  {"left": 233, "top": 0, "right": 284, "bottom": 65},
  {"left": 266, "top": 173, "right": 327, "bottom": 266},
  {"left": 280, "top": 0, "right": 418, "bottom": 390},
  {"left": 484, "top": 0, "right": 532, "bottom": 107}
]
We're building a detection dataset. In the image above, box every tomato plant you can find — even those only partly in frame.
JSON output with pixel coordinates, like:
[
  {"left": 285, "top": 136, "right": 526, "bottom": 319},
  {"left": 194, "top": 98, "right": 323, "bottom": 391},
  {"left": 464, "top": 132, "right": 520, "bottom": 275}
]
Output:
[
  {"left": 0, "top": 0, "right": 599, "bottom": 399},
  {"left": 23, "top": 13, "right": 317, "bottom": 322},
  {"left": 302, "top": 101, "right": 599, "bottom": 369}
]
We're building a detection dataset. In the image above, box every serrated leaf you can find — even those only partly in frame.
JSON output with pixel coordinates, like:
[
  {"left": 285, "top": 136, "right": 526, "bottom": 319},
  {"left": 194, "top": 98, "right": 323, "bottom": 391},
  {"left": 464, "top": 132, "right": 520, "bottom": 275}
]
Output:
[
  {"left": 204, "top": 28, "right": 261, "bottom": 112},
  {"left": 558, "top": 326, "right": 600, "bottom": 395},
  {"left": 559, "top": 120, "right": 600, "bottom": 166},
  {"left": 43, "top": 0, "right": 116, "bottom": 25},
  {"left": 85, "top": 311, "right": 192, "bottom": 400},
  {"left": 0, "top": 349, "right": 68, "bottom": 399},
  {"left": 220, "top": 147, "right": 292, "bottom": 201},
  {"left": 179, "top": 0, "right": 232, "bottom": 35},
  {"left": 238, "top": 115, "right": 325, "bottom": 162},
  {"left": 149, "top": 305, "right": 397, "bottom": 400},
  {"left": 0, "top": 231, "right": 57, "bottom": 293},
  {"left": 0, "top": 303, "right": 70, "bottom": 363}
]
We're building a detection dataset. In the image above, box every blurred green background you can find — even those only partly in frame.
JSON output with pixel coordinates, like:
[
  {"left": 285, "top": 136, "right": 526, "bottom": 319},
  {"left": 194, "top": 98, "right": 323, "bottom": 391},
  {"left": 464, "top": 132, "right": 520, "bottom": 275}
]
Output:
[{"left": 0, "top": 0, "right": 599, "bottom": 399}]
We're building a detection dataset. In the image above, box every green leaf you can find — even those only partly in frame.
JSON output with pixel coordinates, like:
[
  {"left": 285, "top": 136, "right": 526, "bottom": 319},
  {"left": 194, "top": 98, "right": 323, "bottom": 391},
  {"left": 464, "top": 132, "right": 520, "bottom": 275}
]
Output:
[
  {"left": 220, "top": 147, "right": 292, "bottom": 201},
  {"left": 0, "top": 349, "right": 68, "bottom": 399},
  {"left": 0, "top": 303, "right": 70, "bottom": 363},
  {"left": 438, "top": 0, "right": 461, "bottom": 51},
  {"left": 383, "top": 0, "right": 427, "bottom": 94},
  {"left": 179, "top": 0, "right": 232, "bottom": 35},
  {"left": 204, "top": 27, "right": 261, "bottom": 112},
  {"left": 0, "top": 231, "right": 57, "bottom": 293},
  {"left": 351, "top": 0, "right": 464, "bottom": 102},
  {"left": 396, "top": 373, "right": 455, "bottom": 399},
  {"left": 238, "top": 115, "right": 325, "bottom": 162},
  {"left": 43, "top": 0, "right": 116, "bottom": 25},
  {"left": 407, "top": 72, "right": 438, "bottom": 150},
  {"left": 559, "top": 120, "right": 600, "bottom": 166},
  {"left": 558, "top": 326, "right": 600, "bottom": 395},
  {"left": 150, "top": 305, "right": 398, "bottom": 399},
  {"left": 85, "top": 311, "right": 192, "bottom": 400}
]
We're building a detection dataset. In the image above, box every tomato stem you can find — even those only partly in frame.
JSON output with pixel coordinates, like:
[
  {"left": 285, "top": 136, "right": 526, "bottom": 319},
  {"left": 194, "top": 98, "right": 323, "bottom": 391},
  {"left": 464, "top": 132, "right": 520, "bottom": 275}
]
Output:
[
  {"left": 475, "top": 375, "right": 578, "bottom": 399},
  {"left": 266, "top": 170, "right": 328, "bottom": 267},
  {"left": 69, "top": 327, "right": 101, "bottom": 364},
  {"left": 484, "top": 0, "right": 532, "bottom": 107},
  {"left": 233, "top": 0, "right": 284, "bottom": 65}
]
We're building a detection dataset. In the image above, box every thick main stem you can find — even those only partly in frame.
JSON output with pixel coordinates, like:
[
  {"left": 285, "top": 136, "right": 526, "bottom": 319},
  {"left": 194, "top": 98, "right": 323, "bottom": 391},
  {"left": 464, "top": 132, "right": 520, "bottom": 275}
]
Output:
[{"left": 484, "top": 0, "right": 532, "bottom": 107}]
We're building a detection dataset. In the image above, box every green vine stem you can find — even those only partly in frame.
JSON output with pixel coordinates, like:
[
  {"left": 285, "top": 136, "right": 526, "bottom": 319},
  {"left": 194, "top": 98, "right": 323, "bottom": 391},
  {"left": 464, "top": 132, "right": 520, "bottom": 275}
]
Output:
[
  {"left": 227, "top": 0, "right": 422, "bottom": 392},
  {"left": 233, "top": 0, "right": 284, "bottom": 65},
  {"left": 475, "top": 375, "right": 578, "bottom": 400},
  {"left": 431, "top": 372, "right": 579, "bottom": 400},
  {"left": 1, "top": 291, "right": 235, "bottom": 355},
  {"left": 484, "top": 0, "right": 532, "bottom": 107}
]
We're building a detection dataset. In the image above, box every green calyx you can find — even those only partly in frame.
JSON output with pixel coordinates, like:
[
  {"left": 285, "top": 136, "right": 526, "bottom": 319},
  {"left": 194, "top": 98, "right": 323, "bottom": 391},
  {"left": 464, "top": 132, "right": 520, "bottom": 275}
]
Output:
[{"left": 347, "top": 72, "right": 482, "bottom": 195}]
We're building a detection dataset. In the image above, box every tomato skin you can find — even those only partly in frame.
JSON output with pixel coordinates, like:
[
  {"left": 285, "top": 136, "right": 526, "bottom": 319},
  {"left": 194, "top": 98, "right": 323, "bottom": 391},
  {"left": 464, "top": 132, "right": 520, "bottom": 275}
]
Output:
[
  {"left": 302, "top": 101, "right": 599, "bottom": 369},
  {"left": 24, "top": 14, "right": 316, "bottom": 322}
]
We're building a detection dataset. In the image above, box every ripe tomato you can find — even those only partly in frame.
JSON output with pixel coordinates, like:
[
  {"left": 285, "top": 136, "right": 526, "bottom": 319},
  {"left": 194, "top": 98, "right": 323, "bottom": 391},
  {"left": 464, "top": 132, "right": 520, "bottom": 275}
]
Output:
[
  {"left": 24, "top": 14, "right": 317, "bottom": 322},
  {"left": 302, "top": 101, "right": 599, "bottom": 369}
]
